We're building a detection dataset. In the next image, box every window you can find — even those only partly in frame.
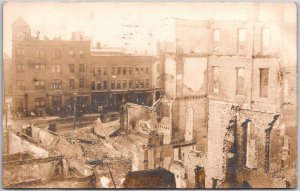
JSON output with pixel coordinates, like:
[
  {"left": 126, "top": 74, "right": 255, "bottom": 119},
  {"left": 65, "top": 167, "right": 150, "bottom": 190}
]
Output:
[
  {"left": 51, "top": 80, "right": 62, "bottom": 90},
  {"left": 136, "top": 68, "right": 139, "bottom": 75},
  {"left": 140, "top": 79, "right": 144, "bottom": 88},
  {"left": 212, "top": 66, "right": 220, "bottom": 93},
  {"left": 238, "top": 29, "right": 246, "bottom": 51},
  {"left": 34, "top": 63, "right": 45, "bottom": 70},
  {"left": 104, "top": 67, "right": 108, "bottom": 75},
  {"left": 117, "top": 67, "right": 121, "bottom": 75},
  {"left": 34, "top": 80, "right": 46, "bottom": 90},
  {"left": 97, "top": 67, "right": 101, "bottom": 75},
  {"left": 129, "top": 67, "right": 132, "bottom": 75},
  {"left": 111, "top": 80, "right": 115, "bottom": 89},
  {"left": 69, "top": 50, "right": 75, "bottom": 58},
  {"left": 146, "top": 67, "right": 149, "bottom": 74},
  {"left": 79, "top": 64, "right": 85, "bottom": 72},
  {"left": 129, "top": 80, "right": 133, "bottom": 89},
  {"left": 117, "top": 80, "right": 121, "bottom": 89},
  {"left": 91, "top": 81, "right": 95, "bottom": 90},
  {"left": 35, "top": 49, "right": 45, "bottom": 58},
  {"left": 123, "top": 67, "right": 127, "bottom": 75},
  {"left": 79, "top": 79, "right": 85, "bottom": 88},
  {"left": 69, "top": 79, "right": 75, "bottom": 90},
  {"left": 145, "top": 79, "right": 150, "bottom": 88},
  {"left": 51, "top": 64, "right": 61, "bottom": 73},
  {"left": 246, "top": 121, "right": 257, "bottom": 168},
  {"left": 103, "top": 81, "right": 107, "bottom": 89},
  {"left": 79, "top": 50, "right": 84, "bottom": 58},
  {"left": 236, "top": 67, "right": 245, "bottom": 95},
  {"left": 35, "top": 97, "right": 46, "bottom": 107},
  {"left": 213, "top": 29, "right": 220, "bottom": 51},
  {"left": 135, "top": 80, "right": 139, "bottom": 88},
  {"left": 91, "top": 67, "right": 95, "bottom": 75},
  {"left": 123, "top": 80, "right": 127, "bottom": 89},
  {"left": 97, "top": 82, "right": 102, "bottom": 90},
  {"left": 17, "top": 64, "right": 25, "bottom": 72},
  {"left": 111, "top": 67, "right": 116, "bottom": 75},
  {"left": 16, "top": 80, "right": 25, "bottom": 90},
  {"left": 185, "top": 108, "right": 194, "bottom": 141},
  {"left": 259, "top": 68, "right": 269, "bottom": 98},
  {"left": 262, "top": 28, "right": 270, "bottom": 51},
  {"left": 140, "top": 68, "right": 144, "bottom": 75},
  {"left": 54, "top": 49, "right": 62, "bottom": 59},
  {"left": 69, "top": 64, "right": 75, "bottom": 73},
  {"left": 16, "top": 48, "right": 25, "bottom": 58}
]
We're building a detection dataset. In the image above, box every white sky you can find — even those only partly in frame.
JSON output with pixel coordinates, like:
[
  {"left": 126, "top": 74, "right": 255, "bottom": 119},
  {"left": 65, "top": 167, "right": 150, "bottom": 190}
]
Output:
[{"left": 3, "top": 2, "right": 296, "bottom": 56}]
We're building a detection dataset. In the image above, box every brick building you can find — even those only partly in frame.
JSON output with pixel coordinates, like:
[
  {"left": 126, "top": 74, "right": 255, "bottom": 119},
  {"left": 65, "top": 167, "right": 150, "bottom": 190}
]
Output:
[
  {"left": 90, "top": 48, "right": 155, "bottom": 111},
  {"left": 11, "top": 17, "right": 91, "bottom": 115},
  {"left": 155, "top": 6, "right": 296, "bottom": 188},
  {"left": 10, "top": 17, "right": 159, "bottom": 115}
]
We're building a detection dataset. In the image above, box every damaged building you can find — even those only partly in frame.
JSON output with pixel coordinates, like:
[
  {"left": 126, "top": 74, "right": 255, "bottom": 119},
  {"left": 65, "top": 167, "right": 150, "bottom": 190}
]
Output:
[{"left": 125, "top": 3, "right": 296, "bottom": 189}]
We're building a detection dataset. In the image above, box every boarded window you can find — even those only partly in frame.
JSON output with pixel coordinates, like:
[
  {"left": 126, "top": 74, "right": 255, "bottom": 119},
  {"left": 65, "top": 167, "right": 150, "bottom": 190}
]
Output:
[
  {"left": 117, "top": 67, "right": 121, "bottom": 75},
  {"left": 236, "top": 67, "right": 245, "bottom": 95},
  {"left": 259, "top": 68, "right": 269, "bottom": 98},
  {"left": 129, "top": 80, "right": 133, "bottom": 89},
  {"left": 212, "top": 66, "right": 220, "bottom": 93},
  {"left": 238, "top": 29, "right": 246, "bottom": 51},
  {"left": 246, "top": 122, "right": 257, "bottom": 168},
  {"left": 123, "top": 67, "right": 127, "bottom": 75}
]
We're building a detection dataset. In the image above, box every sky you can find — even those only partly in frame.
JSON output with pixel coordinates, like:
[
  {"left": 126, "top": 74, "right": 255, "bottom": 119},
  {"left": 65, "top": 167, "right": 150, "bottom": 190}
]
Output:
[{"left": 3, "top": 2, "right": 296, "bottom": 56}]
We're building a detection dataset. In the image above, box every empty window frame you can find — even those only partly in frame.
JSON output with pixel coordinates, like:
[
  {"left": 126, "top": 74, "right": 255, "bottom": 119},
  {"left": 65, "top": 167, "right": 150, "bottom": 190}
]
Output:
[
  {"left": 236, "top": 67, "right": 245, "bottom": 95},
  {"left": 238, "top": 29, "right": 246, "bottom": 51},
  {"left": 259, "top": 68, "right": 269, "bottom": 98},
  {"left": 212, "top": 66, "right": 220, "bottom": 93}
]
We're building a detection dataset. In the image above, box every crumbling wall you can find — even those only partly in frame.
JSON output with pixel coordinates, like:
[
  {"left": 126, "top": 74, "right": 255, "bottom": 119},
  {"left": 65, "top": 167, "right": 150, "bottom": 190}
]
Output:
[
  {"left": 164, "top": 58, "right": 176, "bottom": 99},
  {"left": 172, "top": 98, "right": 208, "bottom": 152},
  {"left": 3, "top": 156, "right": 63, "bottom": 187},
  {"left": 182, "top": 57, "right": 207, "bottom": 96},
  {"left": 206, "top": 101, "right": 235, "bottom": 188},
  {"left": 9, "top": 132, "right": 49, "bottom": 158},
  {"left": 127, "top": 104, "right": 153, "bottom": 132}
]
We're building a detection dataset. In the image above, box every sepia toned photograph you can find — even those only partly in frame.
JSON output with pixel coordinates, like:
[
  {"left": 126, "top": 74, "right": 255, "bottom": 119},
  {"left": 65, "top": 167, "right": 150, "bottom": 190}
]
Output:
[{"left": 2, "top": 2, "right": 297, "bottom": 189}]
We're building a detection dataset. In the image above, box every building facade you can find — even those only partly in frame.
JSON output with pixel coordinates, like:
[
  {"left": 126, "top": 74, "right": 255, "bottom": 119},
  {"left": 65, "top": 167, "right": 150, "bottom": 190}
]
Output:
[
  {"left": 153, "top": 8, "right": 296, "bottom": 188},
  {"left": 90, "top": 49, "right": 155, "bottom": 111},
  {"left": 12, "top": 17, "right": 91, "bottom": 115}
]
